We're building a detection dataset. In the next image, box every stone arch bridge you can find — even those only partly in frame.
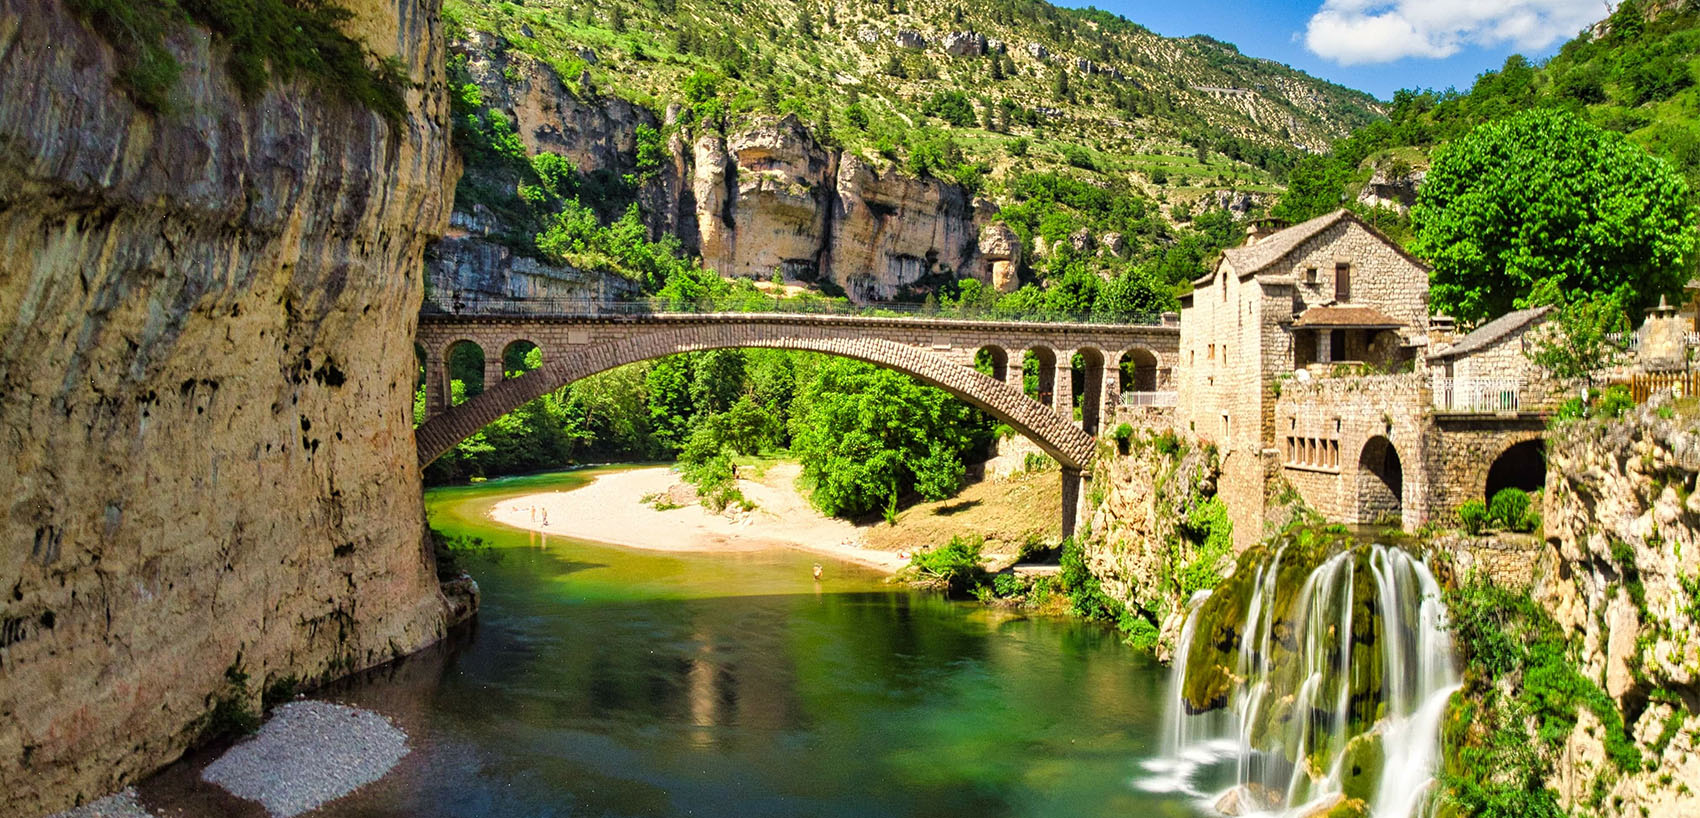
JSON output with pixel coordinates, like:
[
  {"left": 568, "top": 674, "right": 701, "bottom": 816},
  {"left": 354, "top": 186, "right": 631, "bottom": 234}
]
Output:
[{"left": 414, "top": 311, "right": 1179, "bottom": 535}]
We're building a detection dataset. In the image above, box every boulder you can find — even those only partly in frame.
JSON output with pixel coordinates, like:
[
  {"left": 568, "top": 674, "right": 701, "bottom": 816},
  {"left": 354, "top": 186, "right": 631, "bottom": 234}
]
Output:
[
  {"left": 1026, "top": 42, "right": 1049, "bottom": 59},
  {"left": 1339, "top": 728, "right": 1385, "bottom": 802},
  {"left": 894, "top": 30, "right": 926, "bottom": 49}
]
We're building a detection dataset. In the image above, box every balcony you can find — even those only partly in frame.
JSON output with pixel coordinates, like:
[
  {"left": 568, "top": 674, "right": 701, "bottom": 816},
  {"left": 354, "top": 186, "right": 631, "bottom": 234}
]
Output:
[
  {"left": 1433, "top": 377, "right": 1522, "bottom": 413},
  {"left": 1121, "top": 391, "right": 1178, "bottom": 407}
]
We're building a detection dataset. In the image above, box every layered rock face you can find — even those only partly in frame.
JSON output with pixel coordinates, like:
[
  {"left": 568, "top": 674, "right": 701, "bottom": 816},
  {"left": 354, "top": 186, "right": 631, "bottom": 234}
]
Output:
[
  {"left": 0, "top": 1, "right": 458, "bottom": 812},
  {"left": 1082, "top": 427, "right": 1227, "bottom": 658},
  {"left": 1539, "top": 398, "right": 1700, "bottom": 816},
  {"left": 446, "top": 44, "right": 1008, "bottom": 302}
]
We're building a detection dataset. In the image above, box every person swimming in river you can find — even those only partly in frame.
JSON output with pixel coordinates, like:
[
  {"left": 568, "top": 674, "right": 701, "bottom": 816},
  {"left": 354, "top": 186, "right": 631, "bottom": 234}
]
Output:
[{"left": 812, "top": 564, "right": 823, "bottom": 581}]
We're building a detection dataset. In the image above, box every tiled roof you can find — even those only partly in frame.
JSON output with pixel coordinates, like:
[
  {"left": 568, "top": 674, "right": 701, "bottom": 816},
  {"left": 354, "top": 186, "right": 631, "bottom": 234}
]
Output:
[
  {"left": 1428, "top": 305, "right": 1554, "bottom": 360},
  {"left": 1292, "top": 305, "right": 1404, "bottom": 329},
  {"left": 1221, "top": 209, "right": 1351, "bottom": 277}
]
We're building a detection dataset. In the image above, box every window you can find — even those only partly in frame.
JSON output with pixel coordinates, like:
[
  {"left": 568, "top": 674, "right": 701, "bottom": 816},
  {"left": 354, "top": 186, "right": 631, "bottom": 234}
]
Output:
[
  {"left": 1305, "top": 267, "right": 1318, "bottom": 284},
  {"left": 1208, "top": 344, "right": 1215, "bottom": 360},
  {"left": 1335, "top": 262, "right": 1351, "bottom": 301},
  {"left": 1330, "top": 330, "right": 1345, "bottom": 361}
]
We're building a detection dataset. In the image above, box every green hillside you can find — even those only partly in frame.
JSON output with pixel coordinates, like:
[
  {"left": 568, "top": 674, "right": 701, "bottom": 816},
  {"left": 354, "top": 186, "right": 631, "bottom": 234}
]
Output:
[{"left": 439, "top": 0, "right": 1389, "bottom": 307}]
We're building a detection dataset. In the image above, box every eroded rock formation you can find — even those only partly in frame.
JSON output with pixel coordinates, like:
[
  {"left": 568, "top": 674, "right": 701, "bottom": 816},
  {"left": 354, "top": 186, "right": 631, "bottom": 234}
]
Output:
[
  {"left": 1538, "top": 397, "right": 1700, "bottom": 816},
  {"left": 442, "top": 44, "right": 1010, "bottom": 303},
  {"left": 0, "top": 1, "right": 458, "bottom": 812}
]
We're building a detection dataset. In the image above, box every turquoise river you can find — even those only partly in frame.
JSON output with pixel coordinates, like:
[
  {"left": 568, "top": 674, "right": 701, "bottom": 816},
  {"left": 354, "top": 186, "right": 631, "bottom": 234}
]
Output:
[{"left": 139, "top": 468, "right": 1195, "bottom": 817}]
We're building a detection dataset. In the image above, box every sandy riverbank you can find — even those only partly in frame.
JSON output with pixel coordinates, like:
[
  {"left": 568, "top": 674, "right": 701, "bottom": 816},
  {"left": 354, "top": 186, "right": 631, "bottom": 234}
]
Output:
[{"left": 487, "top": 464, "right": 911, "bottom": 572}]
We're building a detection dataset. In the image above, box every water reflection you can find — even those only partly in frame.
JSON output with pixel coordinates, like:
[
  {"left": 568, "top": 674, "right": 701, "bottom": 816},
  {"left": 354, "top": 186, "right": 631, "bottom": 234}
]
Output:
[{"left": 142, "top": 469, "right": 1194, "bottom": 818}]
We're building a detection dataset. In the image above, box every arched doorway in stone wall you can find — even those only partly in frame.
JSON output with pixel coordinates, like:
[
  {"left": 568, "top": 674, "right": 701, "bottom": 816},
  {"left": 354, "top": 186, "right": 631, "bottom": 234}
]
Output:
[
  {"left": 1485, "top": 439, "right": 1545, "bottom": 499},
  {"left": 1357, "top": 435, "right": 1403, "bottom": 523}
]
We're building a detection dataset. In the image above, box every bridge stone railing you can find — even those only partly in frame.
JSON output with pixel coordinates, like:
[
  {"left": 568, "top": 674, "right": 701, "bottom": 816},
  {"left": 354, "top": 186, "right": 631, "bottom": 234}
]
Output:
[{"left": 424, "top": 292, "right": 1180, "bottom": 327}]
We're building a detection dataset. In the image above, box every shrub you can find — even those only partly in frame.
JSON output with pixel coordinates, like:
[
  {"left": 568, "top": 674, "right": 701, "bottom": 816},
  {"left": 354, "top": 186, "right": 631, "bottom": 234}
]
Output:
[
  {"left": 1489, "top": 488, "right": 1531, "bottom": 532},
  {"left": 1112, "top": 422, "right": 1134, "bottom": 453},
  {"left": 1459, "top": 499, "right": 1489, "bottom": 535},
  {"left": 1060, "top": 537, "right": 1120, "bottom": 620},
  {"left": 1595, "top": 385, "right": 1634, "bottom": 419},
  {"left": 909, "top": 535, "right": 988, "bottom": 596},
  {"left": 991, "top": 571, "right": 1024, "bottom": 597}
]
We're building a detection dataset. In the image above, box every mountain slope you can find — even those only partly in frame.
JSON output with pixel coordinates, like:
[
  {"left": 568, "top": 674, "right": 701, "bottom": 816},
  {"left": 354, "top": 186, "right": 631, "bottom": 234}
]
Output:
[{"left": 429, "top": 0, "right": 1387, "bottom": 307}]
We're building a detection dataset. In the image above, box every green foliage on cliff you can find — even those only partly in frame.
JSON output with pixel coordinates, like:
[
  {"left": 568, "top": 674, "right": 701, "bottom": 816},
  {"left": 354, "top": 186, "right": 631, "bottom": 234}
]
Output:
[
  {"left": 1441, "top": 581, "right": 1641, "bottom": 817},
  {"left": 1414, "top": 109, "right": 1697, "bottom": 323},
  {"left": 68, "top": 0, "right": 407, "bottom": 120}
]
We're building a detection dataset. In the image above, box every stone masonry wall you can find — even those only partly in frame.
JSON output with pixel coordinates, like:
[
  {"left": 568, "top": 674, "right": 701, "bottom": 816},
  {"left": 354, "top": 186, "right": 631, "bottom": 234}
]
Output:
[
  {"left": 0, "top": 2, "right": 457, "bottom": 812},
  {"left": 1273, "top": 373, "right": 1428, "bottom": 526}
]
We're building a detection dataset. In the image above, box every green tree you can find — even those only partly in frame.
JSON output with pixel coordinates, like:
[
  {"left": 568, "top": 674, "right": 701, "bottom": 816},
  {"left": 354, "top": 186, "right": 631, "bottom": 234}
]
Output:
[
  {"left": 1413, "top": 109, "right": 1698, "bottom": 322},
  {"left": 789, "top": 359, "right": 984, "bottom": 517}
]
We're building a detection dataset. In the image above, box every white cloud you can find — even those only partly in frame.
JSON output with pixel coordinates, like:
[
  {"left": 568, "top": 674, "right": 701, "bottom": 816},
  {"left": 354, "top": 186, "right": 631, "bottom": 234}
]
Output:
[{"left": 1303, "top": 0, "right": 1604, "bottom": 65}]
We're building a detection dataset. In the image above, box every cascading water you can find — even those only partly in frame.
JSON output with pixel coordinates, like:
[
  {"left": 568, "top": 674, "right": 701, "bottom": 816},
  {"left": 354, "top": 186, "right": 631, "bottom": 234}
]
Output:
[{"left": 1138, "top": 543, "right": 1458, "bottom": 818}]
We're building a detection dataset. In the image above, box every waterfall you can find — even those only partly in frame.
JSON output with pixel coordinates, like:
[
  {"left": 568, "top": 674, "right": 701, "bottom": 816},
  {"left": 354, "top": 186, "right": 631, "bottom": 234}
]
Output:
[{"left": 1138, "top": 544, "right": 1458, "bottom": 818}]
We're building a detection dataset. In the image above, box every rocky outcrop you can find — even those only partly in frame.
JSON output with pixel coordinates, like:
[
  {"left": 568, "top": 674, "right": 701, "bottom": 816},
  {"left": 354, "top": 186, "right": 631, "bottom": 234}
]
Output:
[
  {"left": 445, "top": 42, "right": 1005, "bottom": 303},
  {"left": 427, "top": 210, "right": 640, "bottom": 308},
  {"left": 1355, "top": 167, "right": 1424, "bottom": 215},
  {"left": 0, "top": 1, "right": 458, "bottom": 813},
  {"left": 1536, "top": 397, "right": 1700, "bottom": 815},
  {"left": 942, "top": 31, "right": 987, "bottom": 57},
  {"left": 1084, "top": 430, "right": 1228, "bottom": 658}
]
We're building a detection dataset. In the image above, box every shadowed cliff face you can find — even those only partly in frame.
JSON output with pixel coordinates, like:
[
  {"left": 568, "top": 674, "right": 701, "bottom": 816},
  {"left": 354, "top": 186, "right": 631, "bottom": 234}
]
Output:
[{"left": 0, "top": 1, "right": 459, "bottom": 812}]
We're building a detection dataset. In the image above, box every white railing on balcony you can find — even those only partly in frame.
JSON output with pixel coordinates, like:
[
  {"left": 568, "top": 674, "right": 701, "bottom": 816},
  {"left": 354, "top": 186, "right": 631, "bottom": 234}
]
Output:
[
  {"left": 1121, "top": 390, "right": 1178, "bottom": 407},
  {"left": 1433, "top": 377, "right": 1522, "bottom": 412},
  {"left": 1686, "top": 331, "right": 1700, "bottom": 348}
]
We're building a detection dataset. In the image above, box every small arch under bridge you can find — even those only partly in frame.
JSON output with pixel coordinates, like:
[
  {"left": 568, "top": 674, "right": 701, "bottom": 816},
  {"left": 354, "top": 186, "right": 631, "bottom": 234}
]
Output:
[{"left": 415, "top": 311, "right": 1179, "bottom": 537}]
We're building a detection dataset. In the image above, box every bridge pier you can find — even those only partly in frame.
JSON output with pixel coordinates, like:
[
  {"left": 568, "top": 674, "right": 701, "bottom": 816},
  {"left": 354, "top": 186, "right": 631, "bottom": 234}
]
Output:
[
  {"left": 423, "top": 350, "right": 448, "bottom": 421},
  {"left": 1061, "top": 467, "right": 1091, "bottom": 541},
  {"left": 1100, "top": 361, "right": 1122, "bottom": 431},
  {"left": 1052, "top": 354, "right": 1074, "bottom": 420},
  {"left": 483, "top": 356, "right": 505, "bottom": 392}
]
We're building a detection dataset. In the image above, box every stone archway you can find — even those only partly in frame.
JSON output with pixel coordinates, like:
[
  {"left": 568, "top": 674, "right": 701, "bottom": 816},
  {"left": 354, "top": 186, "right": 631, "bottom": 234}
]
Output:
[
  {"left": 1357, "top": 435, "right": 1403, "bottom": 523},
  {"left": 1485, "top": 438, "right": 1545, "bottom": 499}
]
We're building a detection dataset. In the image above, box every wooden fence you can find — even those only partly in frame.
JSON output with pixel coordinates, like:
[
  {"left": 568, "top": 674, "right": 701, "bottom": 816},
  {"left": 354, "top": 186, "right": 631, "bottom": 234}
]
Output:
[{"left": 1626, "top": 371, "right": 1700, "bottom": 403}]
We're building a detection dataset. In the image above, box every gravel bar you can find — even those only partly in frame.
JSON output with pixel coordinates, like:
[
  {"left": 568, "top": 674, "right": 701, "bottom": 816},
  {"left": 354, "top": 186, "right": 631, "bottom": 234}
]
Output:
[
  {"left": 200, "top": 700, "right": 409, "bottom": 817},
  {"left": 46, "top": 788, "right": 154, "bottom": 818}
]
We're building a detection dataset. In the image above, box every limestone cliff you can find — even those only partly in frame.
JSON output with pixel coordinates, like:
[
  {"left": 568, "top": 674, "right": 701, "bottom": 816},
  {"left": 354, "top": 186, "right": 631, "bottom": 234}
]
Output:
[
  {"left": 1082, "top": 427, "right": 1230, "bottom": 658},
  {"left": 0, "top": 1, "right": 458, "bottom": 812},
  {"left": 1535, "top": 397, "right": 1700, "bottom": 816},
  {"left": 441, "top": 41, "right": 1010, "bottom": 303}
]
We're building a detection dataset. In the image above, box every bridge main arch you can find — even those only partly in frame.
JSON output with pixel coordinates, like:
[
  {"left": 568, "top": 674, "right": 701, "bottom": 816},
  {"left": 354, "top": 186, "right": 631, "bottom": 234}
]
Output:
[{"left": 414, "top": 322, "right": 1099, "bottom": 474}]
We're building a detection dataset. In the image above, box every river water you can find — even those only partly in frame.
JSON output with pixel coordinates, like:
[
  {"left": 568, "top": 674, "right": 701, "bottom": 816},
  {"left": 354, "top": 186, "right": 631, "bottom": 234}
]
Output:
[{"left": 255, "top": 468, "right": 1190, "bottom": 818}]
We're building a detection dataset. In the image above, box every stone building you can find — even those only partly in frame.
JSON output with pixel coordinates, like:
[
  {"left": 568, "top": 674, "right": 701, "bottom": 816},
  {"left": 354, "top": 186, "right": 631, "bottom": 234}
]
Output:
[{"left": 1175, "top": 210, "right": 1557, "bottom": 548}]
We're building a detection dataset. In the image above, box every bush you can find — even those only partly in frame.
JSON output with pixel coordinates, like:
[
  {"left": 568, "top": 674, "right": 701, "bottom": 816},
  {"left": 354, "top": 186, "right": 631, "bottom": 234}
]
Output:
[
  {"left": 991, "top": 571, "right": 1024, "bottom": 597},
  {"left": 1459, "top": 499, "right": 1489, "bottom": 535},
  {"left": 1489, "top": 488, "right": 1531, "bottom": 533},
  {"left": 909, "top": 535, "right": 988, "bottom": 596},
  {"left": 1595, "top": 385, "right": 1634, "bottom": 419},
  {"left": 1112, "top": 422, "right": 1134, "bottom": 453},
  {"left": 1060, "top": 537, "right": 1120, "bottom": 620}
]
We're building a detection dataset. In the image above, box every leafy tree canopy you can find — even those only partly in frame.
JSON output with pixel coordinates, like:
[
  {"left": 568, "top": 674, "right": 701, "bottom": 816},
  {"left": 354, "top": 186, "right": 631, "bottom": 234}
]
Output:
[{"left": 1413, "top": 108, "right": 1697, "bottom": 323}]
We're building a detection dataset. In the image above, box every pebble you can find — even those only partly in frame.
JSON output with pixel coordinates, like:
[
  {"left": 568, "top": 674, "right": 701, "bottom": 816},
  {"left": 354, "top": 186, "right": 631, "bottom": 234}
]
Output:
[
  {"left": 46, "top": 788, "right": 154, "bottom": 818},
  {"left": 200, "top": 700, "right": 409, "bottom": 818}
]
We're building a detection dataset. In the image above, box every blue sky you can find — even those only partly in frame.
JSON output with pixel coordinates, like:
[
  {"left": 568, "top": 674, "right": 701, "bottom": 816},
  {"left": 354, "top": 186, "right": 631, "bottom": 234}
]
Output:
[{"left": 1066, "top": 0, "right": 1610, "bottom": 99}]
